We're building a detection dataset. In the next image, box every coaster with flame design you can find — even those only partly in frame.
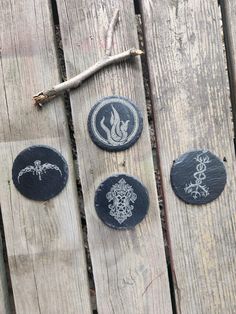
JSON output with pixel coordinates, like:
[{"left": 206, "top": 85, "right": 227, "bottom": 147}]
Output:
[
  {"left": 95, "top": 174, "right": 149, "bottom": 229},
  {"left": 88, "top": 96, "right": 143, "bottom": 151},
  {"left": 171, "top": 150, "right": 227, "bottom": 205},
  {"left": 12, "top": 145, "right": 69, "bottom": 201}
]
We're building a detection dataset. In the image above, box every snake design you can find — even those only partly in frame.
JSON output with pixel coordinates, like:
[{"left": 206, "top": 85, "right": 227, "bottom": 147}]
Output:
[{"left": 184, "top": 153, "right": 211, "bottom": 199}]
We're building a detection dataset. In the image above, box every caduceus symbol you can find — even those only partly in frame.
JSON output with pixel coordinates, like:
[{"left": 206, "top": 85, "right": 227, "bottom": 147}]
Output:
[
  {"left": 184, "top": 153, "right": 211, "bottom": 199},
  {"left": 17, "top": 160, "right": 62, "bottom": 183}
]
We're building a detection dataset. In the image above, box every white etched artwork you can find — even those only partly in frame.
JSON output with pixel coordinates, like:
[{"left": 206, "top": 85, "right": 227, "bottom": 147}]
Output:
[
  {"left": 106, "top": 178, "right": 137, "bottom": 224},
  {"left": 184, "top": 153, "right": 211, "bottom": 199},
  {"left": 100, "top": 106, "right": 130, "bottom": 146},
  {"left": 18, "top": 160, "right": 62, "bottom": 183},
  {"left": 91, "top": 97, "right": 140, "bottom": 147}
]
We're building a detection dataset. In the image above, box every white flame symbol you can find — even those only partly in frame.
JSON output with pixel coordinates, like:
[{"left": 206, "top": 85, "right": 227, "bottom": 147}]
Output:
[{"left": 100, "top": 106, "right": 129, "bottom": 146}]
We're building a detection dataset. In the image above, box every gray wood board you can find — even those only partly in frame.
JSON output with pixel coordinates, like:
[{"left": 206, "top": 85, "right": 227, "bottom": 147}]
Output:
[
  {"left": 56, "top": 0, "right": 173, "bottom": 313},
  {"left": 139, "top": 0, "right": 236, "bottom": 313},
  {"left": 221, "top": 0, "right": 236, "bottom": 133},
  {"left": 0, "top": 235, "right": 11, "bottom": 314},
  {"left": 0, "top": 0, "right": 92, "bottom": 313}
]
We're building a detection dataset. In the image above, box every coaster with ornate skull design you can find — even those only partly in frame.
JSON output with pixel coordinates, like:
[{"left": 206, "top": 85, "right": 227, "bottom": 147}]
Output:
[
  {"left": 88, "top": 96, "right": 143, "bottom": 151},
  {"left": 171, "top": 150, "right": 227, "bottom": 205},
  {"left": 95, "top": 174, "right": 149, "bottom": 229},
  {"left": 12, "top": 145, "right": 69, "bottom": 201}
]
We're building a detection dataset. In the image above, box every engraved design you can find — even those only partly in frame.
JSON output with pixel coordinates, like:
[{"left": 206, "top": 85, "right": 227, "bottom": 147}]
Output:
[
  {"left": 100, "top": 106, "right": 130, "bottom": 146},
  {"left": 91, "top": 97, "right": 140, "bottom": 147},
  {"left": 106, "top": 178, "right": 137, "bottom": 224},
  {"left": 18, "top": 160, "right": 62, "bottom": 183},
  {"left": 184, "top": 152, "right": 211, "bottom": 199}
]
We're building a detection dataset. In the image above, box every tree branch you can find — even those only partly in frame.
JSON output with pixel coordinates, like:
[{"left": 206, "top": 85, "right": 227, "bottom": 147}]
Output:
[
  {"left": 105, "top": 9, "right": 119, "bottom": 56},
  {"left": 33, "top": 9, "right": 143, "bottom": 107}
]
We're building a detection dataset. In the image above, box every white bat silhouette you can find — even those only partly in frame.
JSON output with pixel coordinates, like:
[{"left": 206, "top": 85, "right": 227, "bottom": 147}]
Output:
[{"left": 17, "top": 160, "right": 62, "bottom": 183}]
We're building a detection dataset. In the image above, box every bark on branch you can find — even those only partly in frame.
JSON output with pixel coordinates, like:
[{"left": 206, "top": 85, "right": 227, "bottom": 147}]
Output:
[{"left": 33, "top": 9, "right": 143, "bottom": 107}]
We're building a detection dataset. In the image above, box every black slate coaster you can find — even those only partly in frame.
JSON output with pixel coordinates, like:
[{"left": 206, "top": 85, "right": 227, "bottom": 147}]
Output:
[
  {"left": 95, "top": 174, "right": 149, "bottom": 229},
  {"left": 88, "top": 96, "right": 143, "bottom": 152},
  {"left": 12, "top": 145, "right": 69, "bottom": 201},
  {"left": 171, "top": 150, "right": 227, "bottom": 205}
]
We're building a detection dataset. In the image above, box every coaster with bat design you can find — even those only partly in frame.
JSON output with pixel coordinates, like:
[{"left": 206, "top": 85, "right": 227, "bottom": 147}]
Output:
[{"left": 12, "top": 145, "right": 68, "bottom": 201}]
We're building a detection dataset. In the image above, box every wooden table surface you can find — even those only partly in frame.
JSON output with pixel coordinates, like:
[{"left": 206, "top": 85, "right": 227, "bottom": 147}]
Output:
[{"left": 0, "top": 0, "right": 235, "bottom": 313}]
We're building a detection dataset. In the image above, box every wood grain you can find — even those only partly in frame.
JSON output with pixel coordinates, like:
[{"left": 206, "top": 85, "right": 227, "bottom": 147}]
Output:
[
  {"left": 56, "top": 0, "right": 172, "bottom": 313},
  {"left": 0, "top": 235, "right": 11, "bottom": 314},
  {"left": 0, "top": 0, "right": 91, "bottom": 313},
  {"left": 221, "top": 0, "right": 236, "bottom": 132},
  {"left": 139, "top": 0, "right": 236, "bottom": 313}
]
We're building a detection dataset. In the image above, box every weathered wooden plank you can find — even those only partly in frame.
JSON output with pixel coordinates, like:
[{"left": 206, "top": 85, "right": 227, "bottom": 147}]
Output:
[
  {"left": 221, "top": 0, "right": 236, "bottom": 131},
  {"left": 0, "top": 235, "right": 11, "bottom": 314},
  {"left": 0, "top": 0, "right": 91, "bottom": 313},
  {"left": 56, "top": 0, "right": 173, "bottom": 313},
  {"left": 139, "top": 0, "right": 236, "bottom": 313}
]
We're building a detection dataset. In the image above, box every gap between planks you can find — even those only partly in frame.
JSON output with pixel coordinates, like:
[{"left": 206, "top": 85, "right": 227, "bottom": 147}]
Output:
[{"left": 220, "top": 0, "right": 236, "bottom": 141}]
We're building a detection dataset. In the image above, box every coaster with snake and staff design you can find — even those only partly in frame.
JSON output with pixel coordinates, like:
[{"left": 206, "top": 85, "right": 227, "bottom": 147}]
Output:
[
  {"left": 170, "top": 150, "right": 227, "bottom": 205},
  {"left": 12, "top": 145, "right": 68, "bottom": 201},
  {"left": 88, "top": 96, "right": 143, "bottom": 152},
  {"left": 95, "top": 174, "right": 149, "bottom": 229}
]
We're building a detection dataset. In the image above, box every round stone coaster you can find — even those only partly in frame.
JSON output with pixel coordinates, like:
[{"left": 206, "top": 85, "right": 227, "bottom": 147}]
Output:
[
  {"left": 88, "top": 96, "right": 143, "bottom": 152},
  {"left": 171, "top": 150, "right": 227, "bottom": 205},
  {"left": 12, "top": 145, "right": 69, "bottom": 201},
  {"left": 95, "top": 174, "right": 149, "bottom": 229}
]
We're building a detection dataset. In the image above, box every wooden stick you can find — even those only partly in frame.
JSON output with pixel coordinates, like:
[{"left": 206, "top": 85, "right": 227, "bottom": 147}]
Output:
[
  {"left": 105, "top": 9, "right": 119, "bottom": 56},
  {"left": 33, "top": 49, "right": 143, "bottom": 106},
  {"left": 33, "top": 9, "right": 143, "bottom": 107}
]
